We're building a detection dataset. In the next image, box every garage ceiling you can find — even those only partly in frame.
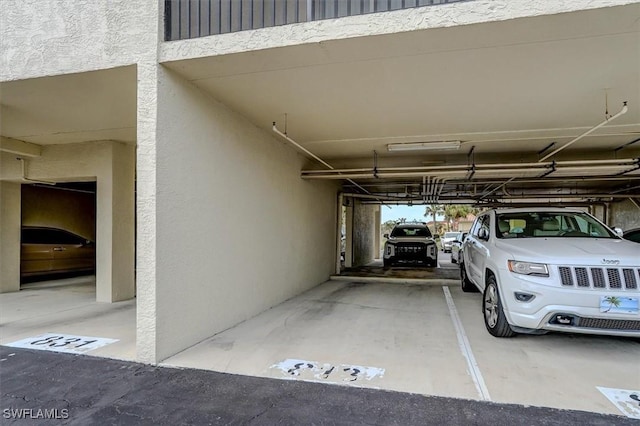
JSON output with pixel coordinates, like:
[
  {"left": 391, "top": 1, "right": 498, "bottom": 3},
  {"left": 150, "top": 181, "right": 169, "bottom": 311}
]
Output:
[
  {"left": 0, "top": 66, "right": 136, "bottom": 145},
  {"left": 1, "top": 4, "right": 639, "bottom": 206},
  {"left": 165, "top": 3, "right": 640, "bottom": 206}
]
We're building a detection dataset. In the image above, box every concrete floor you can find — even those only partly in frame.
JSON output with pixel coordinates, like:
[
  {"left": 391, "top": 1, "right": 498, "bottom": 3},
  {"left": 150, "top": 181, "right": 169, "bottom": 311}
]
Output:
[
  {"left": 163, "top": 279, "right": 640, "bottom": 418},
  {"left": 0, "top": 276, "right": 136, "bottom": 360},
  {"left": 1, "top": 272, "right": 638, "bottom": 419}
]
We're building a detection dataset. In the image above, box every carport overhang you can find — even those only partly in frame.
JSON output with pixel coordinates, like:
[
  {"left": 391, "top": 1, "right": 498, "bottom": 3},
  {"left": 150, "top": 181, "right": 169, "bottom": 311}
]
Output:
[{"left": 162, "top": 3, "right": 640, "bottom": 208}]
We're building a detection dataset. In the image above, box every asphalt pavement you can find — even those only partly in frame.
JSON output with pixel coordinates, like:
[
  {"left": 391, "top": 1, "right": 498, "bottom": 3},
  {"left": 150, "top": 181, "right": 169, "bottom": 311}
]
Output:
[{"left": 0, "top": 346, "right": 635, "bottom": 425}]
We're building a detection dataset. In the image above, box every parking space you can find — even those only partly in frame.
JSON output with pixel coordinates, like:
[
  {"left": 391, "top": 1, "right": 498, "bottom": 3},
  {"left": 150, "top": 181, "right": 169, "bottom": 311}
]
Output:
[
  {"left": 0, "top": 277, "right": 136, "bottom": 361},
  {"left": 161, "top": 279, "right": 639, "bottom": 418}
]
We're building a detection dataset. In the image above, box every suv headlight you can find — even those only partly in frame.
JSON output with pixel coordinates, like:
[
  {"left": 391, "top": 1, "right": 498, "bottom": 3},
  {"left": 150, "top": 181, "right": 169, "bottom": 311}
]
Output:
[{"left": 507, "top": 260, "right": 549, "bottom": 277}]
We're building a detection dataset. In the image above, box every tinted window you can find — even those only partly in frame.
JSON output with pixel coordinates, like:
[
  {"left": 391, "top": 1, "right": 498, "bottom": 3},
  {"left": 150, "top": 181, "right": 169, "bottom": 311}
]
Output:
[
  {"left": 391, "top": 226, "right": 432, "bottom": 238},
  {"left": 624, "top": 230, "right": 640, "bottom": 243},
  {"left": 495, "top": 212, "right": 616, "bottom": 239},
  {"left": 22, "top": 228, "right": 85, "bottom": 245}
]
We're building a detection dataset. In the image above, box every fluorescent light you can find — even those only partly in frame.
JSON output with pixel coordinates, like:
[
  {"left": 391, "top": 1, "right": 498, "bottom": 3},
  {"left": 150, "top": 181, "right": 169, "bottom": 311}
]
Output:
[{"left": 387, "top": 141, "right": 461, "bottom": 152}]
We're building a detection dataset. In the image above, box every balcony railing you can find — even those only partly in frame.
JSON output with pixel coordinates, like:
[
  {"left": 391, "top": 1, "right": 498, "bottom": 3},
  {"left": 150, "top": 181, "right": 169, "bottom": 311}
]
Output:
[{"left": 165, "top": 0, "right": 470, "bottom": 41}]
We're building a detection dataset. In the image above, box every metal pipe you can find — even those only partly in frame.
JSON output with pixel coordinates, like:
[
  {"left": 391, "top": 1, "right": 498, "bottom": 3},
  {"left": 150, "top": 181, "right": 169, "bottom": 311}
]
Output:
[
  {"left": 272, "top": 123, "right": 375, "bottom": 197},
  {"left": 539, "top": 102, "right": 628, "bottom": 162},
  {"left": 302, "top": 157, "right": 638, "bottom": 179}
]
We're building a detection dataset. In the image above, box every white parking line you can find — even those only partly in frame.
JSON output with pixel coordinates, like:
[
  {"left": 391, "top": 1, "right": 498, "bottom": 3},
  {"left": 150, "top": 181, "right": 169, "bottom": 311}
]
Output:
[{"left": 442, "top": 286, "right": 491, "bottom": 401}]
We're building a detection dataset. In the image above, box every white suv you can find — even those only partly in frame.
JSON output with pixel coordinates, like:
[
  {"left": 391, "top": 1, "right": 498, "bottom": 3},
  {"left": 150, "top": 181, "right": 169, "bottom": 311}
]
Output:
[{"left": 461, "top": 208, "right": 640, "bottom": 338}]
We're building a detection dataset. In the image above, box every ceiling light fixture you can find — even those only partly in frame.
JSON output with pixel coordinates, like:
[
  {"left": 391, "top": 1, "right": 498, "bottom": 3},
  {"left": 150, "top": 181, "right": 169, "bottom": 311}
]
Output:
[{"left": 387, "top": 141, "right": 461, "bottom": 152}]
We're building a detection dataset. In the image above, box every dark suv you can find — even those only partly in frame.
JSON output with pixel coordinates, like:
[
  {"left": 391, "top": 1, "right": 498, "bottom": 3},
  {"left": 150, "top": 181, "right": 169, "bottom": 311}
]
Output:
[{"left": 383, "top": 223, "right": 438, "bottom": 267}]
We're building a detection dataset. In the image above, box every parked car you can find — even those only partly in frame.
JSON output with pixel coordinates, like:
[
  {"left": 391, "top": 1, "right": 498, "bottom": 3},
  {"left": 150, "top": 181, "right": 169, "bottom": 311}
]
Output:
[
  {"left": 21, "top": 226, "right": 96, "bottom": 280},
  {"left": 623, "top": 228, "right": 640, "bottom": 244},
  {"left": 460, "top": 208, "right": 640, "bottom": 338},
  {"left": 383, "top": 222, "right": 437, "bottom": 267},
  {"left": 451, "top": 232, "right": 467, "bottom": 264},
  {"left": 441, "top": 231, "right": 462, "bottom": 253}
]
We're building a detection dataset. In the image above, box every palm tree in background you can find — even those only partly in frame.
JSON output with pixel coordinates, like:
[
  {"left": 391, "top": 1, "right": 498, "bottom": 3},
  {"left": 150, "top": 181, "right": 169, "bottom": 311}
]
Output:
[
  {"left": 424, "top": 204, "right": 444, "bottom": 234},
  {"left": 444, "top": 205, "right": 474, "bottom": 231}
]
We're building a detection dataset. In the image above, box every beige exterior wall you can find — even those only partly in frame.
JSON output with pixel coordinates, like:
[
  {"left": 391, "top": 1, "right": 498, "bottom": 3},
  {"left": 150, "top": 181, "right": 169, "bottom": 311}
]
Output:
[
  {"left": 0, "top": 0, "right": 158, "bottom": 81},
  {"left": 137, "top": 67, "right": 338, "bottom": 363},
  {"left": 159, "top": 0, "right": 639, "bottom": 63}
]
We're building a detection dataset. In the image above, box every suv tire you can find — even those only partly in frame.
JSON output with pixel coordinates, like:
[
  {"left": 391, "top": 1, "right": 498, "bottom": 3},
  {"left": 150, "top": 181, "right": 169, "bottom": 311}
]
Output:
[{"left": 483, "top": 275, "right": 516, "bottom": 337}]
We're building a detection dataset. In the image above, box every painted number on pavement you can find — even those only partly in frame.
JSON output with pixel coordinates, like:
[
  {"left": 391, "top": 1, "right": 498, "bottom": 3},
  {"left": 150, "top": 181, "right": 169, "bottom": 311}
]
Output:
[
  {"left": 6, "top": 333, "right": 118, "bottom": 354},
  {"left": 270, "top": 358, "right": 384, "bottom": 385},
  {"left": 597, "top": 386, "right": 640, "bottom": 419}
]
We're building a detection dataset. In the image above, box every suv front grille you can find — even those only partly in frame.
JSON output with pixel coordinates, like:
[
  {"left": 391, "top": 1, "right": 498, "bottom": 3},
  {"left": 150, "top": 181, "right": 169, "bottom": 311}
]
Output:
[
  {"left": 550, "top": 314, "right": 640, "bottom": 331},
  {"left": 395, "top": 243, "right": 426, "bottom": 255},
  {"left": 558, "top": 266, "right": 639, "bottom": 290}
]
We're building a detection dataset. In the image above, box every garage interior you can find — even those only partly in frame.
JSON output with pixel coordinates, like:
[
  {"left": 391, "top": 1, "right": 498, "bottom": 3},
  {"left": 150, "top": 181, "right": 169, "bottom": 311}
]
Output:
[
  {"left": 164, "top": 3, "right": 640, "bottom": 271},
  {"left": 1, "top": 1, "right": 639, "bottom": 418},
  {"left": 0, "top": 66, "right": 137, "bottom": 357}
]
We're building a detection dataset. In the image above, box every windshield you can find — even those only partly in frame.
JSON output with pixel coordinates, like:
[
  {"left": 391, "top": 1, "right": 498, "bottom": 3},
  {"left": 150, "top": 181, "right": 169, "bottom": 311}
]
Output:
[
  {"left": 495, "top": 212, "right": 617, "bottom": 239},
  {"left": 444, "top": 232, "right": 459, "bottom": 239},
  {"left": 391, "top": 227, "right": 432, "bottom": 238}
]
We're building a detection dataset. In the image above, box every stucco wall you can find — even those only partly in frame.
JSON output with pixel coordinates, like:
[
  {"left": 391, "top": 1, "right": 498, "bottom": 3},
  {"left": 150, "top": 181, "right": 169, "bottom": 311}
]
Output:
[
  {"left": 160, "top": 0, "right": 639, "bottom": 62},
  {"left": 0, "top": 0, "right": 158, "bottom": 81},
  {"left": 147, "top": 67, "right": 338, "bottom": 362},
  {"left": 610, "top": 199, "right": 640, "bottom": 230},
  {"left": 352, "top": 200, "right": 378, "bottom": 267}
]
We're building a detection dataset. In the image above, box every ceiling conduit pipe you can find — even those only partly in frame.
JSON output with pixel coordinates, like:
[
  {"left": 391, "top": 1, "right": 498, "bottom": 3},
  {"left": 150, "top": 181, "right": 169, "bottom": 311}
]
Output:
[
  {"left": 539, "top": 102, "right": 628, "bottom": 162},
  {"left": 272, "top": 123, "right": 375, "bottom": 198}
]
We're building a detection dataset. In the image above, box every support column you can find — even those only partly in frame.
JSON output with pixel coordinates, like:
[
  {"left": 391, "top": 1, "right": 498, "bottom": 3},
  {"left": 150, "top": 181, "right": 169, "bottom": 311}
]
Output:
[
  {"left": 345, "top": 200, "right": 354, "bottom": 268},
  {"left": 374, "top": 206, "right": 381, "bottom": 259},
  {"left": 0, "top": 182, "right": 21, "bottom": 293},
  {"left": 96, "top": 142, "right": 136, "bottom": 303}
]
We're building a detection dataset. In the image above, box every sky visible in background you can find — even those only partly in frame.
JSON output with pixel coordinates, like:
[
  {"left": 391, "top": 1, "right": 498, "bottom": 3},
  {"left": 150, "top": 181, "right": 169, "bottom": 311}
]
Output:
[{"left": 381, "top": 205, "right": 444, "bottom": 223}]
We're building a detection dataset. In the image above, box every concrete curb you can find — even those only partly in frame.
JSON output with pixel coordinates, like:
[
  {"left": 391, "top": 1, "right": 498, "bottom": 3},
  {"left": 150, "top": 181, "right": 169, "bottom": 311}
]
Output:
[{"left": 330, "top": 275, "right": 460, "bottom": 285}]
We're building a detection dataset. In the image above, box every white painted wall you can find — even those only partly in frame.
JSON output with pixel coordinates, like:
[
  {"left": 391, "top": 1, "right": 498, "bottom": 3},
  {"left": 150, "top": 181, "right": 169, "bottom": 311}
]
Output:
[
  {"left": 0, "top": 142, "right": 135, "bottom": 302},
  {"left": 139, "top": 67, "right": 338, "bottom": 363},
  {"left": 0, "top": 0, "right": 158, "bottom": 81}
]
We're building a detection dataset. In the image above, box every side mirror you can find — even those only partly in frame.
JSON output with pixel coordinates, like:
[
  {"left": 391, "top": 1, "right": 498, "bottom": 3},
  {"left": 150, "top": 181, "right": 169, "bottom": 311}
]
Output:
[
  {"left": 612, "top": 227, "right": 624, "bottom": 237},
  {"left": 383, "top": 233, "right": 389, "bottom": 239},
  {"left": 478, "top": 228, "right": 489, "bottom": 241},
  {"left": 434, "top": 234, "right": 440, "bottom": 239}
]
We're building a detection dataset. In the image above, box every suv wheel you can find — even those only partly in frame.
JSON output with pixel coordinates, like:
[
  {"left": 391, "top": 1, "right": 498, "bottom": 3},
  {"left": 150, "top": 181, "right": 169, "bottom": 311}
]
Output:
[
  {"left": 460, "top": 263, "right": 478, "bottom": 293},
  {"left": 383, "top": 259, "right": 391, "bottom": 269},
  {"left": 483, "top": 275, "right": 516, "bottom": 337}
]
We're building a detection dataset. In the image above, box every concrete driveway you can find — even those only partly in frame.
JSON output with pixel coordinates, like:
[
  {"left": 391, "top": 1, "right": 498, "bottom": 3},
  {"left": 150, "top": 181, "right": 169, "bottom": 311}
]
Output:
[{"left": 163, "top": 279, "right": 639, "bottom": 418}]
